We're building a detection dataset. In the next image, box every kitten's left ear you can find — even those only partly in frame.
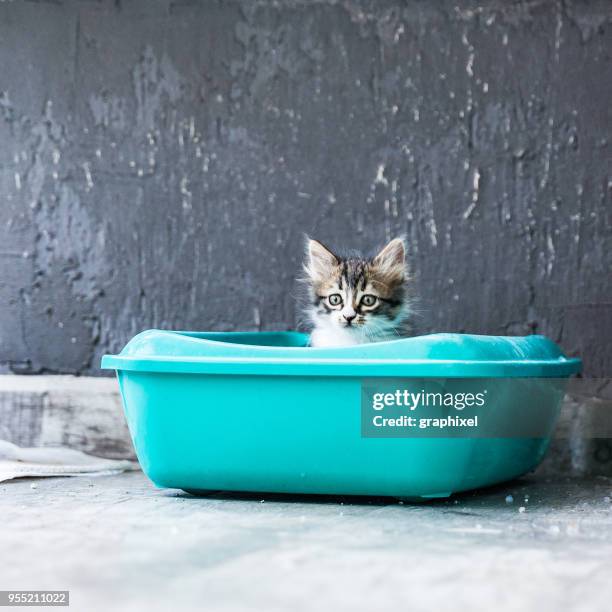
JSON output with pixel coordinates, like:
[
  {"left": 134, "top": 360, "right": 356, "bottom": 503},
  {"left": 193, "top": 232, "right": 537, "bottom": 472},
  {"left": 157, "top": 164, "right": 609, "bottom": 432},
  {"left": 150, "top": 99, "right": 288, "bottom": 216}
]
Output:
[
  {"left": 373, "top": 237, "right": 406, "bottom": 282},
  {"left": 305, "top": 237, "right": 339, "bottom": 281}
]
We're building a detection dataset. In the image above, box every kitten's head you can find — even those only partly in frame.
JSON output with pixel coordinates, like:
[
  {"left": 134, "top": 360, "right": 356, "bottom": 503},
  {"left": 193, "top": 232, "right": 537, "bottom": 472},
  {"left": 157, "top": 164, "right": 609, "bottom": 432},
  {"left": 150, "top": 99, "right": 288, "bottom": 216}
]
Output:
[{"left": 302, "top": 237, "right": 410, "bottom": 341}]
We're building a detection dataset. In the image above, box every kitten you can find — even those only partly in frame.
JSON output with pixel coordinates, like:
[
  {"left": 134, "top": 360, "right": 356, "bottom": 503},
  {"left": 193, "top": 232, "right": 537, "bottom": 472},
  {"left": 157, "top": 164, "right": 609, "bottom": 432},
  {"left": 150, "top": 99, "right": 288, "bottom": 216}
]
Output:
[{"left": 302, "top": 237, "right": 411, "bottom": 347}]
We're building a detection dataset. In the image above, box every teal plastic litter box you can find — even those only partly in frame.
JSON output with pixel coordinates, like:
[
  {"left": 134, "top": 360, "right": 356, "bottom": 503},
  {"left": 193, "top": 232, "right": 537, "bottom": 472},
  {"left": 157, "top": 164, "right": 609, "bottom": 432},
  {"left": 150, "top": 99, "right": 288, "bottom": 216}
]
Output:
[{"left": 102, "top": 331, "right": 581, "bottom": 500}]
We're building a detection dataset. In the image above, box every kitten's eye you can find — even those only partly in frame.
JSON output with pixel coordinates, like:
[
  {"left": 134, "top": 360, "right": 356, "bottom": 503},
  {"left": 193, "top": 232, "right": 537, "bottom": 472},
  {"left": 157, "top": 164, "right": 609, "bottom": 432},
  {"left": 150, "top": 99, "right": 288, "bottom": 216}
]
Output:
[
  {"left": 361, "top": 294, "right": 378, "bottom": 307},
  {"left": 328, "top": 294, "right": 342, "bottom": 306}
]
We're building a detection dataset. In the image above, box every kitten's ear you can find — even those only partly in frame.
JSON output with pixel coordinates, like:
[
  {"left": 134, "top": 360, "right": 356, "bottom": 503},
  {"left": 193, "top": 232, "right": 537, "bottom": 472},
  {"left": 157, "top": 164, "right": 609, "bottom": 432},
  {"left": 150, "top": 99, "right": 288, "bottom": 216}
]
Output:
[
  {"left": 305, "top": 238, "right": 339, "bottom": 281},
  {"left": 372, "top": 237, "right": 406, "bottom": 282}
]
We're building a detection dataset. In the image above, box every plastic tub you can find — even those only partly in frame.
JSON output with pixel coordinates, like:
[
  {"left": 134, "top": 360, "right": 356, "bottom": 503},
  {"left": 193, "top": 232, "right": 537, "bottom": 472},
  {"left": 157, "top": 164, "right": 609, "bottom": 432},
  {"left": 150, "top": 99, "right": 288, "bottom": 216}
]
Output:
[{"left": 102, "top": 331, "right": 581, "bottom": 500}]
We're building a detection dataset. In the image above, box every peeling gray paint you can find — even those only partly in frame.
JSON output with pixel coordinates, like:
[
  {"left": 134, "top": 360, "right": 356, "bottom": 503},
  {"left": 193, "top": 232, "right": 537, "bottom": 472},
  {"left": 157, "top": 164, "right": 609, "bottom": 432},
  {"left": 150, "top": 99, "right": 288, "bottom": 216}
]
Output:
[{"left": 0, "top": 0, "right": 610, "bottom": 377}]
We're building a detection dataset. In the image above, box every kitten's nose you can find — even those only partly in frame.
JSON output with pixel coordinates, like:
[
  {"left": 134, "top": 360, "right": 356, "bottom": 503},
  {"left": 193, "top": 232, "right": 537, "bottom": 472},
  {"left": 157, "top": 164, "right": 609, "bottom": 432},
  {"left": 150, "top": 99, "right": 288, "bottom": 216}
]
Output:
[{"left": 343, "top": 313, "right": 356, "bottom": 323}]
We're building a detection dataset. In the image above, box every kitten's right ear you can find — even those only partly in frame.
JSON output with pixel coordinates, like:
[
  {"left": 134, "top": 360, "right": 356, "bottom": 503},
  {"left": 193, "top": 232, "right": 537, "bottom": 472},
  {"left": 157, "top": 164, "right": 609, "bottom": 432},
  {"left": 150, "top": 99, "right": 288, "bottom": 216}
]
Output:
[
  {"left": 305, "top": 238, "right": 339, "bottom": 281},
  {"left": 372, "top": 237, "right": 406, "bottom": 283}
]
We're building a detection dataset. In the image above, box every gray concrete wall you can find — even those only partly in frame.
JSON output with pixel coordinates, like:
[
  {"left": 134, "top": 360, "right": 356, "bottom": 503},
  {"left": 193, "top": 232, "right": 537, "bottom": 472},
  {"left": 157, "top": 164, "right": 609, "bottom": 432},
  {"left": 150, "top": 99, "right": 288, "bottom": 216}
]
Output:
[{"left": 0, "top": 0, "right": 611, "bottom": 376}]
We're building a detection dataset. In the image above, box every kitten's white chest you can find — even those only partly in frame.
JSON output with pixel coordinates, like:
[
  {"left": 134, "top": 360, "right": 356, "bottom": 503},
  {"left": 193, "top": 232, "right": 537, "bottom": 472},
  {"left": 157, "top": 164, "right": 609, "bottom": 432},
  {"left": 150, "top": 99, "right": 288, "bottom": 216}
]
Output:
[{"left": 309, "top": 326, "right": 364, "bottom": 348}]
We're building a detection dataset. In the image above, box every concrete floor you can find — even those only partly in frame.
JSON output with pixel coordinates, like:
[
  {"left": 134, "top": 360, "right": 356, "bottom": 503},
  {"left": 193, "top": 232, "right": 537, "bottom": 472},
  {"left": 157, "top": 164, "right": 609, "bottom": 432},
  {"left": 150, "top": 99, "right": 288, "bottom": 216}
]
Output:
[{"left": 1, "top": 472, "right": 612, "bottom": 612}]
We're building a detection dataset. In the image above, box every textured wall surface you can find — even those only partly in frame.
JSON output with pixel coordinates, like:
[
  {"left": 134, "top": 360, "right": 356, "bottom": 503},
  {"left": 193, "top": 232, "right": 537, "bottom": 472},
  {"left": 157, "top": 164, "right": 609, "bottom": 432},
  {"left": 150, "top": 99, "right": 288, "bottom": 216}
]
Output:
[
  {"left": 0, "top": 375, "right": 133, "bottom": 459},
  {"left": 0, "top": 0, "right": 610, "bottom": 376}
]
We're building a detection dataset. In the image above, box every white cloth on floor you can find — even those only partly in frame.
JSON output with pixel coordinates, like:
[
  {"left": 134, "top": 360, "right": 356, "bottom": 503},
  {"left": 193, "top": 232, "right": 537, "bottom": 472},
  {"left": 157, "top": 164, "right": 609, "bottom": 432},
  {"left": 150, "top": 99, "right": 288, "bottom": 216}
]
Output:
[{"left": 0, "top": 440, "right": 138, "bottom": 482}]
